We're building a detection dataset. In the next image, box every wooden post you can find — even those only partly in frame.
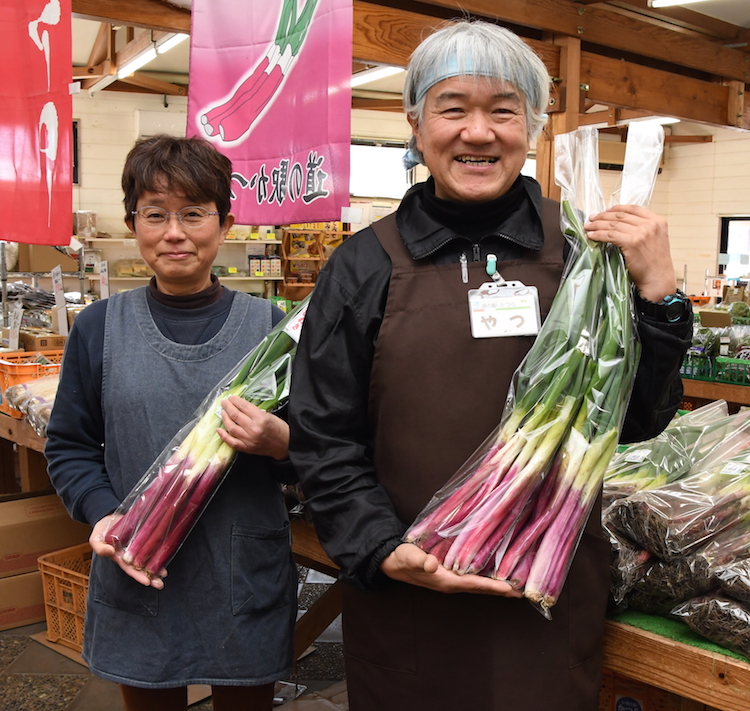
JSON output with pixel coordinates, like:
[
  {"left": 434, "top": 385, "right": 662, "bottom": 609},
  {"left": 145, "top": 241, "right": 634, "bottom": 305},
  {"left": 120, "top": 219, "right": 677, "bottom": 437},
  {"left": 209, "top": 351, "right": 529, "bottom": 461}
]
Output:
[{"left": 536, "top": 36, "right": 582, "bottom": 200}]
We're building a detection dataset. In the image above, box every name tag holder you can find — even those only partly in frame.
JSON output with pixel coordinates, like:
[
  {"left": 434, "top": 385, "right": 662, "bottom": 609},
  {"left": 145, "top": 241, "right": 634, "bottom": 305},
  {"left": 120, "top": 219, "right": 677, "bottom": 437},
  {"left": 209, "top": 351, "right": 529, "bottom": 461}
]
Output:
[{"left": 468, "top": 278, "right": 541, "bottom": 339}]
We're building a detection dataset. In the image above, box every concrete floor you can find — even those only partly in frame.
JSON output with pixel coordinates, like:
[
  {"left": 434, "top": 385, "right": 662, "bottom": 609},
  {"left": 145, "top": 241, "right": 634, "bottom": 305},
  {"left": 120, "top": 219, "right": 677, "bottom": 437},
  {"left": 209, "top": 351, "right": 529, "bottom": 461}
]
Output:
[{"left": 0, "top": 567, "right": 347, "bottom": 711}]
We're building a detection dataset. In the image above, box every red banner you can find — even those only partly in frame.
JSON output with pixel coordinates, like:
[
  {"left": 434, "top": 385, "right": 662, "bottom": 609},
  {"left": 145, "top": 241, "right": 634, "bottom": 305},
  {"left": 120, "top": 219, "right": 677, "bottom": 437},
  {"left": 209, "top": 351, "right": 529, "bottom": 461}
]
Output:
[{"left": 0, "top": 0, "right": 73, "bottom": 245}]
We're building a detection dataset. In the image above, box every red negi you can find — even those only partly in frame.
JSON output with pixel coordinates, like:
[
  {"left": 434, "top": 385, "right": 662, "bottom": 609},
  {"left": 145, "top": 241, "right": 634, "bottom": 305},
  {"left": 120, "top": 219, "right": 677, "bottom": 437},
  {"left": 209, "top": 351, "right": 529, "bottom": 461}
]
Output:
[
  {"left": 406, "top": 124, "right": 665, "bottom": 617},
  {"left": 105, "top": 296, "right": 309, "bottom": 580}
]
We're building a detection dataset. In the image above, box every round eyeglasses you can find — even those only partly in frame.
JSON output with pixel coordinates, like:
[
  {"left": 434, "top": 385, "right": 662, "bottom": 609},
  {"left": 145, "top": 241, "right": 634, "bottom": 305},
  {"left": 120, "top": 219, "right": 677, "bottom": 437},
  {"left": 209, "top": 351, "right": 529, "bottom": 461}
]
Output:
[{"left": 132, "top": 206, "right": 219, "bottom": 228}]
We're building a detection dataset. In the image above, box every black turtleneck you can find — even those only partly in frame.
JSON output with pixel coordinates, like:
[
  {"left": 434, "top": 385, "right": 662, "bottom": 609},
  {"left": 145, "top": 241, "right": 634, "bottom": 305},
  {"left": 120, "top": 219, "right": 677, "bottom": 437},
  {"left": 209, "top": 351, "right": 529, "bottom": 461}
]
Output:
[
  {"left": 146, "top": 274, "right": 234, "bottom": 344},
  {"left": 421, "top": 175, "right": 529, "bottom": 242}
]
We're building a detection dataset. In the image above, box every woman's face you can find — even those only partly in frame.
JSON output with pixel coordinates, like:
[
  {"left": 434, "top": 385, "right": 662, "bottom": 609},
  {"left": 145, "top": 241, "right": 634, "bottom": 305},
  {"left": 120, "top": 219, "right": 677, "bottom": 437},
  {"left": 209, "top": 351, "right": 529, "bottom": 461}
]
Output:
[
  {"left": 409, "top": 76, "right": 531, "bottom": 203},
  {"left": 127, "top": 188, "right": 234, "bottom": 295}
]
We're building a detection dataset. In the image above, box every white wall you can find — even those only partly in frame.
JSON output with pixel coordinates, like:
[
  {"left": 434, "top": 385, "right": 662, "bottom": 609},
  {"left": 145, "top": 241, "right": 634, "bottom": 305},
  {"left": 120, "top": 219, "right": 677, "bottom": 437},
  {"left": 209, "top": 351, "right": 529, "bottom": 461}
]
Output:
[
  {"left": 73, "top": 92, "right": 188, "bottom": 237},
  {"left": 72, "top": 93, "right": 750, "bottom": 294},
  {"left": 661, "top": 126, "right": 750, "bottom": 296}
]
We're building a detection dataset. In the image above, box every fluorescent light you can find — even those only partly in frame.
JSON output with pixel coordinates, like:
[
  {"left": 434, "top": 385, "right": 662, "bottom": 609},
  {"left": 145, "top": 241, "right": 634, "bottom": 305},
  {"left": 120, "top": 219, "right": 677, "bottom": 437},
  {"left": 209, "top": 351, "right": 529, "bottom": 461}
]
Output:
[
  {"left": 351, "top": 66, "right": 404, "bottom": 88},
  {"left": 649, "top": 0, "right": 712, "bottom": 8},
  {"left": 87, "top": 73, "right": 118, "bottom": 95},
  {"left": 117, "top": 46, "right": 157, "bottom": 79},
  {"left": 155, "top": 33, "right": 189, "bottom": 54},
  {"left": 635, "top": 116, "right": 681, "bottom": 125}
]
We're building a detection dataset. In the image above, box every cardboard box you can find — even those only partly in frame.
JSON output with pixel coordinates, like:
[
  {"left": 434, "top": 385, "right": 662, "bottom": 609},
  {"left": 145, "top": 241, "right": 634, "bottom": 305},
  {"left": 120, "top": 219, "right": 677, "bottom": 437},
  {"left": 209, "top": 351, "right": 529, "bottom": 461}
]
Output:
[
  {"left": 722, "top": 284, "right": 745, "bottom": 303},
  {"left": 16, "top": 244, "right": 79, "bottom": 273},
  {"left": 0, "top": 570, "right": 45, "bottom": 631},
  {"left": 19, "top": 329, "right": 67, "bottom": 352},
  {"left": 698, "top": 310, "right": 733, "bottom": 327},
  {"left": 0, "top": 493, "right": 90, "bottom": 579}
]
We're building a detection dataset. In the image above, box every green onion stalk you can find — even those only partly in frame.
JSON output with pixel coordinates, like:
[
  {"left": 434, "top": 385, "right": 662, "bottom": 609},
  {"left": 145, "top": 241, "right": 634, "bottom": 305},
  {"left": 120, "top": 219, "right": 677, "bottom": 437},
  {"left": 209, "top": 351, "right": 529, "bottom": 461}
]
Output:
[
  {"left": 105, "top": 296, "right": 310, "bottom": 579},
  {"left": 405, "top": 125, "right": 662, "bottom": 617}
]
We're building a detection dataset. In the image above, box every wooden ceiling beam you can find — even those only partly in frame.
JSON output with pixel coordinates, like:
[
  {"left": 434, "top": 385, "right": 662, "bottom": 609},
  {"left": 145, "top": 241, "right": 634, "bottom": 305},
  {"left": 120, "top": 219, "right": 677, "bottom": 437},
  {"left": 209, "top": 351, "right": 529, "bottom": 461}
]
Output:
[
  {"left": 604, "top": 0, "right": 748, "bottom": 44},
  {"left": 117, "top": 73, "right": 187, "bottom": 96},
  {"left": 416, "top": 0, "right": 750, "bottom": 83},
  {"left": 581, "top": 51, "right": 750, "bottom": 130},
  {"left": 71, "top": 0, "right": 190, "bottom": 34}
]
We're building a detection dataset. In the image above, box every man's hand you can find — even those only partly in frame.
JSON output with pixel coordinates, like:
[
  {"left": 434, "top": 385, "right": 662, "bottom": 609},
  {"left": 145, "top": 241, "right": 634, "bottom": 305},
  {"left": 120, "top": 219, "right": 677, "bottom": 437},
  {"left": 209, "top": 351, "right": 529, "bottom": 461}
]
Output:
[
  {"left": 584, "top": 204, "right": 677, "bottom": 302},
  {"left": 381, "top": 542, "right": 523, "bottom": 597}
]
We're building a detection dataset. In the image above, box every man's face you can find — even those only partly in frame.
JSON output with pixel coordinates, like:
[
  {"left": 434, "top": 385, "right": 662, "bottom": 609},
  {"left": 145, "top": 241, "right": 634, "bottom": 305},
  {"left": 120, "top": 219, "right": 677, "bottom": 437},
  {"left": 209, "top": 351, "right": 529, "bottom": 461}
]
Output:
[{"left": 410, "top": 76, "right": 531, "bottom": 203}]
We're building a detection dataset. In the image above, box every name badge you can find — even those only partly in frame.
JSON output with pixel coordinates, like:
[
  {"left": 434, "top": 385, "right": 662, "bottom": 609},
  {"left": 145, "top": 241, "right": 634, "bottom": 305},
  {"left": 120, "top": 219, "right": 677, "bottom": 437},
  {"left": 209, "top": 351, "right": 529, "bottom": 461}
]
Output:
[{"left": 468, "top": 281, "right": 541, "bottom": 338}]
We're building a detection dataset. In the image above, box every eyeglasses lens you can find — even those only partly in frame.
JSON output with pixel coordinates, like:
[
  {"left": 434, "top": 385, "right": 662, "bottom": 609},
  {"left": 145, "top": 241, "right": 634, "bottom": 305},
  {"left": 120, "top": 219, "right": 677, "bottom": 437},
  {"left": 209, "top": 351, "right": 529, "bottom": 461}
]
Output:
[{"left": 136, "top": 207, "right": 211, "bottom": 227}]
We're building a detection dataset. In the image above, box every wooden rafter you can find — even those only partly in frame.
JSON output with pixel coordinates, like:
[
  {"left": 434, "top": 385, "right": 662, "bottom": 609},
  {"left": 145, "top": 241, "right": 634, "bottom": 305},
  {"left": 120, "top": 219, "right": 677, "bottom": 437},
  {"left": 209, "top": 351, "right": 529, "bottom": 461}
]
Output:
[{"left": 70, "top": 0, "right": 750, "bottom": 131}]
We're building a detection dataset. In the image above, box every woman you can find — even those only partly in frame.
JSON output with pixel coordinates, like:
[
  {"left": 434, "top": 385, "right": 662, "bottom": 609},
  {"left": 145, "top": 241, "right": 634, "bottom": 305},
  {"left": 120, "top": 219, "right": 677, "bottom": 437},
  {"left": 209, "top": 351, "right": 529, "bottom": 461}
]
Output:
[
  {"left": 46, "top": 135, "right": 296, "bottom": 711},
  {"left": 288, "top": 20, "right": 692, "bottom": 711}
]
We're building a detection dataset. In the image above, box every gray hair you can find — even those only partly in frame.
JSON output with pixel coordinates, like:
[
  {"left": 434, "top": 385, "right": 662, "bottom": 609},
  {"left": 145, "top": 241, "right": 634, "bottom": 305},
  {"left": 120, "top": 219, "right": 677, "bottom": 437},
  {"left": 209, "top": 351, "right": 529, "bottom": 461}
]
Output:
[{"left": 403, "top": 20, "right": 551, "bottom": 168}]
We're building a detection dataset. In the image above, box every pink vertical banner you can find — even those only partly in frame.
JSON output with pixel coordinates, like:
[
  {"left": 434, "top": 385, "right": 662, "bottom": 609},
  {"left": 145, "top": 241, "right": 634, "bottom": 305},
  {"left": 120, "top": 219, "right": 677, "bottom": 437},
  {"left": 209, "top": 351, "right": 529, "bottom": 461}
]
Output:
[
  {"left": 0, "top": 0, "right": 73, "bottom": 245},
  {"left": 187, "top": 0, "right": 352, "bottom": 225}
]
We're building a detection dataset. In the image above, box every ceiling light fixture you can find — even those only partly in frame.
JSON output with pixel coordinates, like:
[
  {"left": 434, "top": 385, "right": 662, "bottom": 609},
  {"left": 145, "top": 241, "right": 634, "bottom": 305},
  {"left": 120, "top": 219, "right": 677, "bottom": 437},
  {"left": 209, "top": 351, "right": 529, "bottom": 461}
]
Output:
[
  {"left": 649, "top": 0, "right": 713, "bottom": 8},
  {"left": 117, "top": 46, "right": 158, "bottom": 79},
  {"left": 155, "top": 32, "right": 189, "bottom": 54},
  {"left": 351, "top": 65, "right": 404, "bottom": 88}
]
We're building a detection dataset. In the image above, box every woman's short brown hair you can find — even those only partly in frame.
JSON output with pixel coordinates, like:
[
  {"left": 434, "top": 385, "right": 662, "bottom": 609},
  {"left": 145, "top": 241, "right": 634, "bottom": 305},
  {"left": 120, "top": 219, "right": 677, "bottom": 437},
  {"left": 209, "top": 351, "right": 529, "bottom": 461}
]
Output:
[{"left": 122, "top": 135, "right": 233, "bottom": 225}]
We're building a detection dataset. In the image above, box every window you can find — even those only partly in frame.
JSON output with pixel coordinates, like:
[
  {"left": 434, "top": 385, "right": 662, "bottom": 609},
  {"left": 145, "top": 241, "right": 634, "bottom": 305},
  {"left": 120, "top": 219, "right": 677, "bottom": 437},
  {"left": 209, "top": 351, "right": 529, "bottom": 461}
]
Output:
[
  {"left": 350, "top": 143, "right": 411, "bottom": 200},
  {"left": 719, "top": 217, "right": 750, "bottom": 280}
]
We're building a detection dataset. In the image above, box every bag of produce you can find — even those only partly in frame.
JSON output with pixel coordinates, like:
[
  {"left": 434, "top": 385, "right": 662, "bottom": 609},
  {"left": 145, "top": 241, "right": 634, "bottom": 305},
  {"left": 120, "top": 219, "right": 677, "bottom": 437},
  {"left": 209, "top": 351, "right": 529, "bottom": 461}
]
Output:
[
  {"left": 405, "top": 123, "right": 663, "bottom": 618},
  {"left": 672, "top": 593, "right": 750, "bottom": 659},
  {"left": 606, "top": 448, "right": 750, "bottom": 561},
  {"left": 104, "top": 296, "right": 309, "bottom": 580}
]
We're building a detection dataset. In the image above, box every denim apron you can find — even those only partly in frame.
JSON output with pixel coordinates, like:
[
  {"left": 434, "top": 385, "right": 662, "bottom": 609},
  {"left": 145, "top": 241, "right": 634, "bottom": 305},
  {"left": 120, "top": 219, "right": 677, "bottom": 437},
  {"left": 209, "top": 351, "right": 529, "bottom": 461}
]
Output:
[
  {"left": 83, "top": 287, "right": 296, "bottom": 688},
  {"left": 342, "top": 207, "right": 610, "bottom": 710}
]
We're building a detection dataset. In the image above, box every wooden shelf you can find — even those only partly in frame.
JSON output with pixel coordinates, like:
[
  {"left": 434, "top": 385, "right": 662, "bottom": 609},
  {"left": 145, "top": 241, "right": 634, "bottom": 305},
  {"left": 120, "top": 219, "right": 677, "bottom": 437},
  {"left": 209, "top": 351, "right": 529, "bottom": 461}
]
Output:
[
  {"left": 603, "top": 620, "right": 750, "bottom": 711},
  {"left": 682, "top": 378, "right": 750, "bottom": 407}
]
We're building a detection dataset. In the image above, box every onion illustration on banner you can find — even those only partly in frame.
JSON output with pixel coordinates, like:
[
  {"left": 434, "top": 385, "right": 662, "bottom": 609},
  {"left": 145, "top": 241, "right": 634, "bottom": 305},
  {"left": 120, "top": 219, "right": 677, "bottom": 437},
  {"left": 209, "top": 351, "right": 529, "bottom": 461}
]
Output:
[{"left": 198, "top": 0, "right": 319, "bottom": 145}]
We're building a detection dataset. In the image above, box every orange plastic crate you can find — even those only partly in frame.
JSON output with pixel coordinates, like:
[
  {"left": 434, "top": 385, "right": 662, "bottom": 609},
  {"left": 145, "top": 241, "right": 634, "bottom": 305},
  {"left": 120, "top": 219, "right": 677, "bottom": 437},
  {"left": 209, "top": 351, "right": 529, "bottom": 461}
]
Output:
[
  {"left": 38, "top": 543, "right": 91, "bottom": 653},
  {"left": 0, "top": 350, "right": 63, "bottom": 418}
]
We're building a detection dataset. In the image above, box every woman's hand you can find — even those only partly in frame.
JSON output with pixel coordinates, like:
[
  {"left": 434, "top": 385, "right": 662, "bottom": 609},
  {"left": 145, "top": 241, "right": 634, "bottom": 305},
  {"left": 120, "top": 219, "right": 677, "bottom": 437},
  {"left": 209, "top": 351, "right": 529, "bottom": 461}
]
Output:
[
  {"left": 218, "top": 395, "right": 290, "bottom": 460},
  {"left": 89, "top": 514, "right": 165, "bottom": 589},
  {"left": 584, "top": 204, "right": 677, "bottom": 302},
  {"left": 381, "top": 542, "right": 523, "bottom": 597}
]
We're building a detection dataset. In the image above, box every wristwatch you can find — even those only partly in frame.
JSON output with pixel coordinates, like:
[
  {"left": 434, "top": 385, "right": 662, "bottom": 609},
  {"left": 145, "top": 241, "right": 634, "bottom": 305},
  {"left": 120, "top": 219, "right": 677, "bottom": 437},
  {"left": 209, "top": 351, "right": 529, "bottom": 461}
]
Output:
[{"left": 637, "top": 289, "right": 690, "bottom": 323}]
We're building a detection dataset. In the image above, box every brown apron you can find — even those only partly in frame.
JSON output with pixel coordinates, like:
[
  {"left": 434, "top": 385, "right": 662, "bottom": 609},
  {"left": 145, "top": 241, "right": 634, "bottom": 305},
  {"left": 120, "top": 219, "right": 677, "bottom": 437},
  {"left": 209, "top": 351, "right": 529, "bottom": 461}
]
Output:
[{"left": 342, "top": 206, "right": 610, "bottom": 711}]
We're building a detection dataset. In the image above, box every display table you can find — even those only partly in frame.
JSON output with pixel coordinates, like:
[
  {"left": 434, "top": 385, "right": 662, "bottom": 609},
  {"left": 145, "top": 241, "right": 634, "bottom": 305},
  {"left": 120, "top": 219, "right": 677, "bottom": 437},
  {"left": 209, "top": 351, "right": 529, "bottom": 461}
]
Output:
[
  {"left": 290, "top": 519, "right": 750, "bottom": 711},
  {"left": 0, "top": 413, "right": 49, "bottom": 493},
  {"left": 604, "top": 620, "right": 750, "bottom": 711}
]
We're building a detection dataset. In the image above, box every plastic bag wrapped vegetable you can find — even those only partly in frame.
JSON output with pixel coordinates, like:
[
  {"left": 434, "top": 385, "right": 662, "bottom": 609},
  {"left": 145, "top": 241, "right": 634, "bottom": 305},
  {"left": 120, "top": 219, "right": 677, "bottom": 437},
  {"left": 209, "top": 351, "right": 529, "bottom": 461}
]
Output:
[
  {"left": 623, "top": 554, "right": 716, "bottom": 616},
  {"left": 714, "top": 559, "right": 750, "bottom": 604},
  {"left": 603, "top": 403, "right": 750, "bottom": 507},
  {"left": 603, "top": 431, "right": 691, "bottom": 507},
  {"left": 104, "top": 296, "right": 309, "bottom": 580},
  {"left": 4, "top": 373, "right": 59, "bottom": 437},
  {"left": 405, "top": 123, "right": 664, "bottom": 618},
  {"left": 606, "top": 447, "right": 750, "bottom": 562},
  {"left": 672, "top": 593, "right": 750, "bottom": 659}
]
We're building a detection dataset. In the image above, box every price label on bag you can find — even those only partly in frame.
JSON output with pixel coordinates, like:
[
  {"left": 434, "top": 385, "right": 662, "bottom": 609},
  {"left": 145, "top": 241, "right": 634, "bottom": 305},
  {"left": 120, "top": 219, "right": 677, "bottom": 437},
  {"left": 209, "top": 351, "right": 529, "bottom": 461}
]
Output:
[{"left": 468, "top": 281, "right": 541, "bottom": 338}]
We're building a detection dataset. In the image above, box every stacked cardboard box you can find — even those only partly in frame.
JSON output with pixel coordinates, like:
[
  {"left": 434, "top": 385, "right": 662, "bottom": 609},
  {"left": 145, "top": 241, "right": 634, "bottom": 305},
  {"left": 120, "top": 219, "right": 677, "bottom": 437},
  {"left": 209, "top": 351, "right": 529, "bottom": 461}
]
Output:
[{"left": 0, "top": 492, "right": 90, "bottom": 631}]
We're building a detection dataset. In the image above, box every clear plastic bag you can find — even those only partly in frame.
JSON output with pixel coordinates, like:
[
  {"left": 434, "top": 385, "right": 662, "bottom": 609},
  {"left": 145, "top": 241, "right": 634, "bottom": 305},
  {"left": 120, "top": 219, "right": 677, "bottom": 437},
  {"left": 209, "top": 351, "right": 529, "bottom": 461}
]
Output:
[
  {"left": 405, "top": 123, "right": 664, "bottom": 618},
  {"left": 603, "top": 402, "right": 750, "bottom": 507},
  {"left": 605, "top": 448, "right": 750, "bottom": 561},
  {"left": 623, "top": 554, "right": 715, "bottom": 617},
  {"left": 672, "top": 593, "right": 750, "bottom": 659},
  {"left": 104, "top": 297, "right": 309, "bottom": 580},
  {"left": 4, "top": 373, "right": 59, "bottom": 437}
]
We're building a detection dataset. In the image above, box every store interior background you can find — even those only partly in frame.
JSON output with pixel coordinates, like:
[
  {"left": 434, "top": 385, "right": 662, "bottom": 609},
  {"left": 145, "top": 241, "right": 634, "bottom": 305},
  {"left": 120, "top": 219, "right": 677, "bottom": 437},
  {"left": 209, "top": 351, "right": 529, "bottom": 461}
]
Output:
[{"left": 68, "top": 11, "right": 750, "bottom": 303}]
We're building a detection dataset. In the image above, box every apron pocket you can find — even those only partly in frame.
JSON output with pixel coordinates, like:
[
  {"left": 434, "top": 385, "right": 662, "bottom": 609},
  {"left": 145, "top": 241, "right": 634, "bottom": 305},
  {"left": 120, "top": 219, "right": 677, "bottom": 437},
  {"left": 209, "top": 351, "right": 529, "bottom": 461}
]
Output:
[
  {"left": 91, "top": 555, "right": 159, "bottom": 617},
  {"left": 231, "top": 520, "right": 293, "bottom": 615}
]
